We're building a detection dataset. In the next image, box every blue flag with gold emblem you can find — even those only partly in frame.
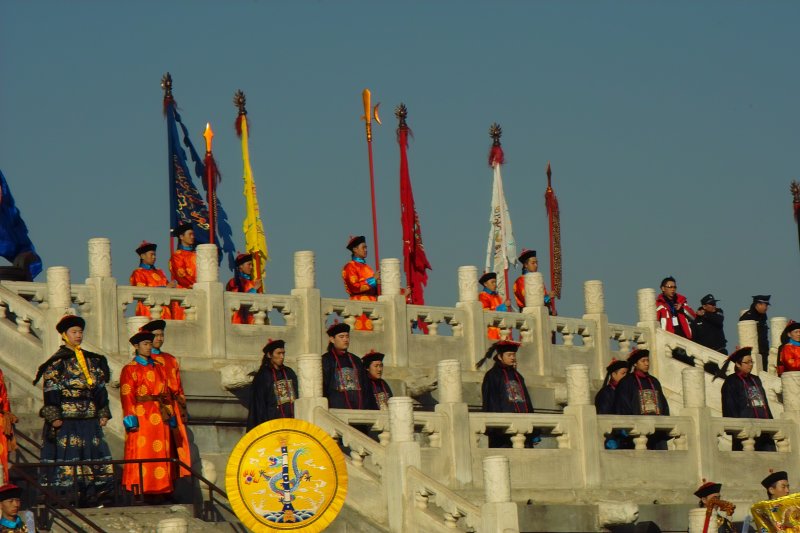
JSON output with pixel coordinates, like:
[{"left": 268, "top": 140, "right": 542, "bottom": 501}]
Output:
[{"left": 0, "top": 170, "right": 41, "bottom": 280}]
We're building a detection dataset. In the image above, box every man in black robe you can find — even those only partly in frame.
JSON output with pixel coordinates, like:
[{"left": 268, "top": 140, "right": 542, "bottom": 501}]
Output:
[
  {"left": 321, "top": 323, "right": 374, "bottom": 410},
  {"left": 613, "top": 349, "right": 670, "bottom": 449},
  {"left": 717, "top": 347, "right": 774, "bottom": 451},
  {"left": 362, "top": 351, "right": 393, "bottom": 410},
  {"left": 595, "top": 358, "right": 631, "bottom": 449},
  {"left": 478, "top": 340, "right": 534, "bottom": 447},
  {"left": 246, "top": 339, "right": 298, "bottom": 430},
  {"left": 739, "top": 295, "right": 770, "bottom": 369}
]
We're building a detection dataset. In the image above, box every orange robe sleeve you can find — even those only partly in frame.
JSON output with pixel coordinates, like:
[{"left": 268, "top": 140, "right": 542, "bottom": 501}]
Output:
[
  {"left": 342, "top": 261, "right": 378, "bottom": 301},
  {"left": 513, "top": 276, "right": 525, "bottom": 310},
  {"left": 0, "top": 371, "right": 11, "bottom": 483},
  {"left": 478, "top": 290, "right": 503, "bottom": 311},
  {"left": 169, "top": 250, "right": 196, "bottom": 289}
]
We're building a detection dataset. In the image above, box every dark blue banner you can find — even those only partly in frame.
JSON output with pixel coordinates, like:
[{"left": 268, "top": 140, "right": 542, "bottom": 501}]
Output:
[{"left": 0, "top": 170, "right": 42, "bottom": 279}]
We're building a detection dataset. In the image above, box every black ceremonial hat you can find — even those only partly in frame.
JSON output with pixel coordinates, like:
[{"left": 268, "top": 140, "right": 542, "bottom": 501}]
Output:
[
  {"left": 235, "top": 253, "right": 254, "bottom": 267},
  {"left": 129, "top": 331, "right": 155, "bottom": 346},
  {"left": 140, "top": 320, "right": 166, "bottom": 333},
  {"left": 136, "top": 241, "right": 157, "bottom": 255},
  {"left": 761, "top": 471, "right": 788, "bottom": 489},
  {"left": 56, "top": 315, "right": 85, "bottom": 333},
  {"left": 327, "top": 322, "right": 351, "bottom": 337},
  {"left": 694, "top": 481, "right": 722, "bottom": 499},
  {"left": 627, "top": 349, "right": 650, "bottom": 365},
  {"left": 606, "top": 358, "right": 629, "bottom": 373},
  {"left": 263, "top": 338, "right": 285, "bottom": 354},
  {"left": 727, "top": 347, "right": 752, "bottom": 364},
  {"left": 479, "top": 272, "right": 497, "bottom": 286},
  {"left": 173, "top": 222, "right": 193, "bottom": 237},
  {"left": 362, "top": 350, "right": 385, "bottom": 367},
  {"left": 346, "top": 235, "right": 366, "bottom": 251}
]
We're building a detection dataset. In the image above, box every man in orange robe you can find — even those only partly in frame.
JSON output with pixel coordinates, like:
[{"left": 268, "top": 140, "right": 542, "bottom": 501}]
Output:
[
  {"left": 342, "top": 236, "right": 379, "bottom": 331},
  {"left": 479, "top": 272, "right": 510, "bottom": 340},
  {"left": 139, "top": 320, "right": 191, "bottom": 477},
  {"left": 513, "top": 249, "right": 553, "bottom": 313},
  {"left": 225, "top": 253, "right": 263, "bottom": 324},
  {"left": 129, "top": 241, "right": 176, "bottom": 319},
  {"left": 0, "top": 370, "right": 17, "bottom": 484},
  {"left": 168, "top": 223, "right": 197, "bottom": 320},
  {"left": 120, "top": 331, "right": 181, "bottom": 499}
]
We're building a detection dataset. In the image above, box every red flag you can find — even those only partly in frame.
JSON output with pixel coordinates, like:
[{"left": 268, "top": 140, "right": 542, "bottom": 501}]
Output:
[{"left": 396, "top": 104, "right": 432, "bottom": 306}]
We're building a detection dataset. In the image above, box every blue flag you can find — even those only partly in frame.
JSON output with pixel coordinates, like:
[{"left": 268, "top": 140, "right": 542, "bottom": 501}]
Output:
[
  {"left": 0, "top": 170, "right": 42, "bottom": 279},
  {"left": 165, "top": 101, "right": 236, "bottom": 270}
]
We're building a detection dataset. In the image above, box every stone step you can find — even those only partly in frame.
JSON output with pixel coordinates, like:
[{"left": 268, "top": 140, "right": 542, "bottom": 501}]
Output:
[{"left": 47, "top": 504, "right": 240, "bottom": 533}]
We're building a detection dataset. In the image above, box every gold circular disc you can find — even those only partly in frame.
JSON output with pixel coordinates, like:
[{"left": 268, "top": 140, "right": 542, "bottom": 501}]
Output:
[{"left": 226, "top": 418, "right": 348, "bottom": 532}]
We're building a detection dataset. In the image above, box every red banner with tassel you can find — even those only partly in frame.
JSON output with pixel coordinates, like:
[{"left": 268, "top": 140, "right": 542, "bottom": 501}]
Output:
[{"left": 544, "top": 162, "right": 561, "bottom": 315}]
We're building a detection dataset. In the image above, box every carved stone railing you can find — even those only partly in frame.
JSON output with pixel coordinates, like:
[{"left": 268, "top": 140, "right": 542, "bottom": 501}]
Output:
[
  {"left": 223, "top": 292, "right": 297, "bottom": 328},
  {"left": 709, "top": 417, "right": 792, "bottom": 452},
  {"left": 607, "top": 322, "right": 650, "bottom": 359},
  {"left": 314, "top": 407, "right": 386, "bottom": 478},
  {"left": 407, "top": 304, "right": 465, "bottom": 337},
  {"left": 0, "top": 284, "right": 44, "bottom": 338},
  {"left": 321, "top": 297, "right": 385, "bottom": 332},
  {"left": 406, "top": 465, "right": 481, "bottom": 532},
  {"left": 470, "top": 412, "right": 573, "bottom": 450},
  {"left": 597, "top": 415, "right": 691, "bottom": 451},
  {"left": 117, "top": 286, "right": 198, "bottom": 322}
]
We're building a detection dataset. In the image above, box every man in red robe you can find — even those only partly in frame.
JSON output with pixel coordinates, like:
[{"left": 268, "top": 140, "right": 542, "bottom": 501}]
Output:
[
  {"left": 225, "top": 253, "right": 263, "bottom": 324},
  {"left": 168, "top": 223, "right": 197, "bottom": 320},
  {"left": 139, "top": 320, "right": 191, "bottom": 477},
  {"left": 479, "top": 272, "right": 510, "bottom": 340},
  {"left": 0, "top": 370, "right": 17, "bottom": 484},
  {"left": 513, "top": 249, "right": 553, "bottom": 313},
  {"left": 342, "top": 235, "right": 379, "bottom": 331},
  {"left": 129, "top": 241, "right": 176, "bottom": 319}
]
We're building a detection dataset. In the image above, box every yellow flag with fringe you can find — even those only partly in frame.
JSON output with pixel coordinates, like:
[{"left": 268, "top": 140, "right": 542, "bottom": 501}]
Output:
[{"left": 235, "top": 91, "right": 268, "bottom": 283}]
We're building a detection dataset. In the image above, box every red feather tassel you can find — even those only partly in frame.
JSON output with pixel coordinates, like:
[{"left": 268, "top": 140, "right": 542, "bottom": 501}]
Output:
[
  {"left": 163, "top": 95, "right": 174, "bottom": 117},
  {"left": 488, "top": 145, "right": 505, "bottom": 167},
  {"left": 234, "top": 114, "right": 250, "bottom": 139}
]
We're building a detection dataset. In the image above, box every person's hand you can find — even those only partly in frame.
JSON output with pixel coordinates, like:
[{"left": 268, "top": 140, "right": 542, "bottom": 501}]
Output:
[
  {"left": 675, "top": 302, "right": 683, "bottom": 310},
  {"left": 254, "top": 279, "right": 263, "bottom": 290},
  {"left": 696, "top": 308, "right": 705, "bottom": 316},
  {"left": 52, "top": 420, "right": 63, "bottom": 428},
  {"left": 374, "top": 271, "right": 381, "bottom": 282},
  {"left": 505, "top": 299, "right": 513, "bottom": 308},
  {"left": 99, "top": 418, "right": 108, "bottom": 427},
  {"left": 167, "top": 281, "right": 178, "bottom": 288}
]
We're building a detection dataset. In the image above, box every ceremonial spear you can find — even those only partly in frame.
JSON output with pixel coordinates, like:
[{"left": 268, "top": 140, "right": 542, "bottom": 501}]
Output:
[
  {"left": 203, "top": 123, "right": 219, "bottom": 245},
  {"left": 361, "top": 89, "right": 382, "bottom": 276},
  {"left": 792, "top": 180, "right": 800, "bottom": 254}
]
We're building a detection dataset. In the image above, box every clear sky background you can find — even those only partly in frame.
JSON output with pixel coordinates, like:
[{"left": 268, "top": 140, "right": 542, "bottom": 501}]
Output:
[{"left": 1, "top": 1, "right": 797, "bottom": 346}]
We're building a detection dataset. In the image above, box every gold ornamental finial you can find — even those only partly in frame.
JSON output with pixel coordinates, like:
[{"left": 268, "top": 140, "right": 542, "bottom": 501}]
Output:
[
  {"left": 233, "top": 90, "right": 247, "bottom": 116},
  {"left": 394, "top": 103, "right": 408, "bottom": 128},
  {"left": 203, "top": 122, "right": 214, "bottom": 153},
  {"left": 546, "top": 161, "right": 553, "bottom": 191},
  {"left": 361, "top": 89, "right": 382, "bottom": 142},
  {"left": 792, "top": 180, "right": 800, "bottom": 203},
  {"left": 161, "top": 72, "right": 173, "bottom": 99},
  {"left": 489, "top": 123, "right": 502, "bottom": 145}
]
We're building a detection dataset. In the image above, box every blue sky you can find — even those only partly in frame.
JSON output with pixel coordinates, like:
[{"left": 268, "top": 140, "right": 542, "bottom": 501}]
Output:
[{"left": 1, "top": 1, "right": 797, "bottom": 345}]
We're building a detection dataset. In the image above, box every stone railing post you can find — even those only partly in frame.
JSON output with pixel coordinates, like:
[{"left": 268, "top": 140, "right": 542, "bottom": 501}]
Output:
[
  {"left": 564, "top": 363, "right": 600, "bottom": 488},
  {"left": 44, "top": 266, "right": 72, "bottom": 356},
  {"left": 456, "top": 266, "right": 486, "bottom": 370},
  {"left": 681, "top": 367, "right": 714, "bottom": 481},
  {"left": 636, "top": 288, "right": 660, "bottom": 374},
  {"left": 435, "top": 360, "right": 472, "bottom": 486},
  {"left": 583, "top": 280, "right": 610, "bottom": 380},
  {"left": 480, "top": 456, "right": 520, "bottom": 532},
  {"left": 737, "top": 320, "right": 760, "bottom": 374},
  {"left": 386, "top": 397, "right": 421, "bottom": 533},
  {"left": 193, "top": 244, "right": 225, "bottom": 358},
  {"left": 566, "top": 364, "right": 591, "bottom": 406},
  {"left": 291, "top": 251, "right": 322, "bottom": 355},
  {"left": 522, "top": 272, "right": 552, "bottom": 377},
  {"left": 781, "top": 373, "right": 800, "bottom": 416},
  {"left": 294, "top": 353, "right": 327, "bottom": 422},
  {"left": 637, "top": 288, "right": 657, "bottom": 325},
  {"left": 378, "top": 258, "right": 409, "bottom": 367},
  {"left": 688, "top": 508, "right": 708, "bottom": 533},
  {"left": 125, "top": 316, "right": 150, "bottom": 353},
  {"left": 86, "top": 238, "right": 119, "bottom": 354},
  {"left": 770, "top": 316, "right": 788, "bottom": 374}
]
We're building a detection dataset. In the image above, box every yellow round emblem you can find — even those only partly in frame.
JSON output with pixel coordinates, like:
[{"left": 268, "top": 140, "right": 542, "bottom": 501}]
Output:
[{"left": 226, "top": 418, "right": 348, "bottom": 532}]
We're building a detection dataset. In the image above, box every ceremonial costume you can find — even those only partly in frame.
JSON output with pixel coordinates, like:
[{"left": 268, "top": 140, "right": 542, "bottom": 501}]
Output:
[
  {"left": 342, "top": 237, "right": 378, "bottom": 331},
  {"left": 479, "top": 341, "right": 534, "bottom": 448},
  {"left": 129, "top": 242, "right": 173, "bottom": 319},
  {"left": 363, "top": 352, "right": 393, "bottom": 411},
  {"left": 513, "top": 250, "right": 553, "bottom": 313},
  {"left": 655, "top": 292, "right": 695, "bottom": 339},
  {"left": 322, "top": 323, "right": 374, "bottom": 410},
  {"left": 169, "top": 224, "right": 196, "bottom": 321},
  {"left": 614, "top": 350, "right": 670, "bottom": 449},
  {"left": 694, "top": 482, "right": 736, "bottom": 533},
  {"left": 777, "top": 322, "right": 800, "bottom": 376},
  {"left": 739, "top": 295, "right": 770, "bottom": 369},
  {"left": 0, "top": 484, "right": 33, "bottom": 533},
  {"left": 35, "top": 316, "right": 113, "bottom": 502},
  {"left": 718, "top": 348, "right": 775, "bottom": 451},
  {"left": 595, "top": 359, "right": 629, "bottom": 415},
  {"left": 226, "top": 253, "right": 263, "bottom": 324},
  {"left": 120, "top": 332, "right": 181, "bottom": 495},
  {"left": 247, "top": 340, "right": 297, "bottom": 430},
  {"left": 140, "top": 320, "right": 191, "bottom": 476},
  {"left": 0, "top": 371, "right": 16, "bottom": 484},
  {"left": 478, "top": 272, "right": 508, "bottom": 340}
]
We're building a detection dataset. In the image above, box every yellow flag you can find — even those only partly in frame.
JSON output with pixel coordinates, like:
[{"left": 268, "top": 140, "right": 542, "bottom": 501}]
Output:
[{"left": 240, "top": 115, "right": 268, "bottom": 282}]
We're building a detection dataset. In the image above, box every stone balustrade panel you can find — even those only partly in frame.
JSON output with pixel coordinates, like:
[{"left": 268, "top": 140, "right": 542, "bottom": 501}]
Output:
[
  {"left": 405, "top": 465, "right": 481, "bottom": 533},
  {"left": 550, "top": 316, "right": 598, "bottom": 375},
  {"left": 0, "top": 284, "right": 46, "bottom": 339},
  {"left": 315, "top": 407, "right": 386, "bottom": 478},
  {"left": 607, "top": 323, "right": 650, "bottom": 360},
  {"left": 406, "top": 304, "right": 466, "bottom": 338},
  {"left": 482, "top": 310, "right": 536, "bottom": 346}
]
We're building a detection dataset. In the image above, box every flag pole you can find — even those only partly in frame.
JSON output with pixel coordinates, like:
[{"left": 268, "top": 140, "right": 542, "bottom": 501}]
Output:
[
  {"left": 203, "top": 123, "right": 216, "bottom": 245},
  {"left": 792, "top": 180, "right": 800, "bottom": 255},
  {"left": 161, "top": 73, "right": 177, "bottom": 259},
  {"left": 361, "top": 89, "right": 382, "bottom": 275}
]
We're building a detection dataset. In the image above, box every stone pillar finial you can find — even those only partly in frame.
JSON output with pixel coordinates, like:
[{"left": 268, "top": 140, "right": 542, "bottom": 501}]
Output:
[
  {"left": 380, "top": 258, "right": 401, "bottom": 296},
  {"left": 87, "top": 238, "right": 112, "bottom": 279},
  {"left": 195, "top": 244, "right": 219, "bottom": 283},
  {"left": 126, "top": 316, "right": 150, "bottom": 337},
  {"left": 682, "top": 367, "right": 706, "bottom": 408},
  {"left": 688, "top": 508, "right": 708, "bottom": 533},
  {"left": 637, "top": 288, "right": 657, "bottom": 323},
  {"left": 297, "top": 354, "right": 323, "bottom": 399},
  {"left": 457, "top": 266, "right": 478, "bottom": 303},
  {"left": 737, "top": 320, "right": 760, "bottom": 371},
  {"left": 482, "top": 455, "right": 512, "bottom": 503},
  {"left": 782, "top": 373, "right": 800, "bottom": 414},
  {"left": 437, "top": 359, "right": 463, "bottom": 404},
  {"left": 46, "top": 266, "right": 72, "bottom": 310},
  {"left": 583, "top": 280, "right": 605, "bottom": 314},
  {"left": 388, "top": 397, "right": 415, "bottom": 443},
  {"left": 293, "top": 251, "right": 316, "bottom": 289},
  {"left": 771, "top": 317, "right": 788, "bottom": 349},
  {"left": 565, "top": 364, "right": 591, "bottom": 406},
  {"left": 524, "top": 272, "right": 545, "bottom": 309}
]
